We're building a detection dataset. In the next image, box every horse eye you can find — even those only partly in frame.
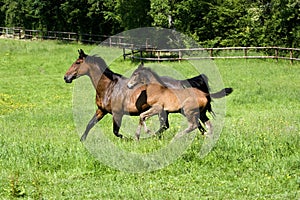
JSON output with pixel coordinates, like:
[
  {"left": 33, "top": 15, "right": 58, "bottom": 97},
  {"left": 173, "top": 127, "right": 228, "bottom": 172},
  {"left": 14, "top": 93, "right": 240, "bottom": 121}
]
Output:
[{"left": 75, "top": 61, "right": 80, "bottom": 64}]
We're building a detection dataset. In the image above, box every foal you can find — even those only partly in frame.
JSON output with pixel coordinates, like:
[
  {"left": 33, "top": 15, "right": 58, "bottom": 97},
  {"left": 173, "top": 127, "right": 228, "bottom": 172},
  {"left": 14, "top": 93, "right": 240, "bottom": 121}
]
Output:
[{"left": 127, "top": 65, "right": 209, "bottom": 140}]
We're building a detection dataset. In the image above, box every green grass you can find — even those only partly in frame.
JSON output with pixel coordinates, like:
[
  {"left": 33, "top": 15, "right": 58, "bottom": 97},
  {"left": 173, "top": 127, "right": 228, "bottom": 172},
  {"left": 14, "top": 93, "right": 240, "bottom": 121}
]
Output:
[{"left": 0, "top": 39, "right": 299, "bottom": 199}]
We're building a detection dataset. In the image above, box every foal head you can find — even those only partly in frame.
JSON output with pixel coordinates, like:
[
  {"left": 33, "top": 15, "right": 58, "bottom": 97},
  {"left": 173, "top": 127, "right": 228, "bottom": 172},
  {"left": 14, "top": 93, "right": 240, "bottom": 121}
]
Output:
[
  {"left": 127, "top": 63, "right": 147, "bottom": 88},
  {"left": 127, "top": 63, "right": 158, "bottom": 88},
  {"left": 127, "top": 63, "right": 167, "bottom": 89},
  {"left": 64, "top": 49, "right": 89, "bottom": 83}
]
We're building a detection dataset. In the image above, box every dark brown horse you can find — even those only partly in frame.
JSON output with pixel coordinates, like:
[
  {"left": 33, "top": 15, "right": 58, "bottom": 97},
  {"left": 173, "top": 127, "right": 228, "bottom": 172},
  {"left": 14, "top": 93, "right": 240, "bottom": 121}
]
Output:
[
  {"left": 127, "top": 65, "right": 210, "bottom": 139},
  {"left": 64, "top": 50, "right": 232, "bottom": 141},
  {"left": 64, "top": 50, "right": 151, "bottom": 141}
]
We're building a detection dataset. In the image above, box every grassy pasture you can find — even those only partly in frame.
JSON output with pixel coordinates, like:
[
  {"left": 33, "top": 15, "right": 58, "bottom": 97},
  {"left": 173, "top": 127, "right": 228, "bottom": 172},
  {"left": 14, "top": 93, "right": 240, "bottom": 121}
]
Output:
[{"left": 0, "top": 39, "right": 299, "bottom": 199}]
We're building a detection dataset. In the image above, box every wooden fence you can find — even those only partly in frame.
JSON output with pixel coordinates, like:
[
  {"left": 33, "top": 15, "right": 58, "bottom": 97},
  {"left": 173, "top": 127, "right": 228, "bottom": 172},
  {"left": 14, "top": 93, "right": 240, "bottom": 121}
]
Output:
[
  {"left": 1, "top": 27, "right": 299, "bottom": 63},
  {"left": 0, "top": 27, "right": 129, "bottom": 47},
  {"left": 123, "top": 46, "right": 300, "bottom": 63}
]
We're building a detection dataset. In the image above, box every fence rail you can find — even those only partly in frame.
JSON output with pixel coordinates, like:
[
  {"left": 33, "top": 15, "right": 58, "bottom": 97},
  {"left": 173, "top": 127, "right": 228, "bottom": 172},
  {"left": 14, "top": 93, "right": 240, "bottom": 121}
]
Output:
[
  {"left": 0, "top": 27, "right": 129, "bottom": 47},
  {"left": 123, "top": 47, "right": 300, "bottom": 63}
]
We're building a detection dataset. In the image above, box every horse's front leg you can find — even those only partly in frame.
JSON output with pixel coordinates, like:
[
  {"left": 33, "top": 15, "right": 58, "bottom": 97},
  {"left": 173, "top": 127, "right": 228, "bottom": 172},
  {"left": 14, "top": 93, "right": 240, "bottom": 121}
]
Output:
[
  {"left": 135, "top": 118, "right": 144, "bottom": 141},
  {"left": 141, "top": 120, "right": 152, "bottom": 134},
  {"left": 137, "top": 104, "right": 163, "bottom": 140},
  {"left": 81, "top": 109, "right": 106, "bottom": 141},
  {"left": 112, "top": 113, "right": 124, "bottom": 138}
]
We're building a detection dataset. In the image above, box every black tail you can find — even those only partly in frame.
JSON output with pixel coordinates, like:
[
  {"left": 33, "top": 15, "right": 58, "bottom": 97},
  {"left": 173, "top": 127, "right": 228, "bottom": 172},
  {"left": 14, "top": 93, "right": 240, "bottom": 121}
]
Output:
[
  {"left": 210, "top": 88, "right": 233, "bottom": 98},
  {"left": 183, "top": 74, "right": 233, "bottom": 99},
  {"left": 183, "top": 74, "right": 210, "bottom": 93}
]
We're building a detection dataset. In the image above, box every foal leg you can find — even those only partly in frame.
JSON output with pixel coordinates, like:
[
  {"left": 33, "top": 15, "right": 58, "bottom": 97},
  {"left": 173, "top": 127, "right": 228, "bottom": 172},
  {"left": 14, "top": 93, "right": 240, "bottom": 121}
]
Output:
[
  {"left": 155, "top": 110, "right": 169, "bottom": 136},
  {"left": 135, "top": 118, "right": 144, "bottom": 141},
  {"left": 183, "top": 116, "right": 198, "bottom": 134},
  {"left": 81, "top": 109, "right": 106, "bottom": 142},
  {"left": 136, "top": 104, "right": 163, "bottom": 140},
  {"left": 141, "top": 119, "right": 151, "bottom": 134},
  {"left": 175, "top": 109, "right": 199, "bottom": 138},
  {"left": 199, "top": 110, "right": 213, "bottom": 136},
  {"left": 204, "top": 120, "right": 213, "bottom": 136},
  {"left": 198, "top": 111, "right": 208, "bottom": 134}
]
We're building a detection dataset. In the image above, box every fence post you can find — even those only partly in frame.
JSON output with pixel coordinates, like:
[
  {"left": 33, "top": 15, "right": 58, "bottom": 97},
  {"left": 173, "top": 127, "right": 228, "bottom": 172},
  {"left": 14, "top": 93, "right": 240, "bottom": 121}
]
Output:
[
  {"left": 118, "top": 37, "right": 121, "bottom": 48},
  {"left": 131, "top": 47, "right": 134, "bottom": 61},
  {"left": 275, "top": 48, "right": 278, "bottom": 62},
  {"left": 179, "top": 50, "right": 182, "bottom": 61},
  {"left": 244, "top": 47, "right": 248, "bottom": 59},
  {"left": 157, "top": 51, "right": 161, "bottom": 63},
  {"left": 19, "top": 29, "right": 22, "bottom": 39},
  {"left": 290, "top": 49, "right": 293, "bottom": 64},
  {"left": 109, "top": 38, "right": 112, "bottom": 47},
  {"left": 123, "top": 48, "right": 126, "bottom": 60},
  {"left": 209, "top": 49, "right": 213, "bottom": 60},
  {"left": 146, "top": 38, "right": 149, "bottom": 48},
  {"left": 140, "top": 49, "right": 143, "bottom": 60}
]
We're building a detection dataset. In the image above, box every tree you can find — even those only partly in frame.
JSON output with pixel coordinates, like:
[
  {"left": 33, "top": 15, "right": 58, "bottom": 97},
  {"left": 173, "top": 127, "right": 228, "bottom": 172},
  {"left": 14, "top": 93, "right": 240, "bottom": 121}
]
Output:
[
  {"left": 103, "top": 0, "right": 152, "bottom": 32},
  {"left": 149, "top": 0, "right": 173, "bottom": 28},
  {"left": 0, "top": 0, "right": 298, "bottom": 47}
]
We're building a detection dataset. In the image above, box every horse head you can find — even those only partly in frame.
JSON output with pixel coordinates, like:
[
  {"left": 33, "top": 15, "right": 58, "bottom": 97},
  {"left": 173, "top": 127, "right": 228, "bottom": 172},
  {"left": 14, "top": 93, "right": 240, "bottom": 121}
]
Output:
[
  {"left": 127, "top": 63, "right": 147, "bottom": 89},
  {"left": 64, "top": 49, "right": 88, "bottom": 83}
]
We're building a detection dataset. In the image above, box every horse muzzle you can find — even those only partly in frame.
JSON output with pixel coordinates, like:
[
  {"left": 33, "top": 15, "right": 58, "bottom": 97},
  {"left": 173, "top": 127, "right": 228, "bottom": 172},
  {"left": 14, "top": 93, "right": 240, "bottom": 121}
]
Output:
[
  {"left": 127, "top": 82, "right": 135, "bottom": 89},
  {"left": 64, "top": 75, "right": 75, "bottom": 83}
]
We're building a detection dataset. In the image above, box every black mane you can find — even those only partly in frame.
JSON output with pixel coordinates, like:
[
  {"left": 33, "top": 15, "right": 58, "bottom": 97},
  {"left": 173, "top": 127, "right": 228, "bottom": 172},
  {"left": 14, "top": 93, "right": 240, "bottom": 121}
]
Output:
[
  {"left": 85, "top": 55, "right": 123, "bottom": 80},
  {"left": 143, "top": 68, "right": 168, "bottom": 87}
]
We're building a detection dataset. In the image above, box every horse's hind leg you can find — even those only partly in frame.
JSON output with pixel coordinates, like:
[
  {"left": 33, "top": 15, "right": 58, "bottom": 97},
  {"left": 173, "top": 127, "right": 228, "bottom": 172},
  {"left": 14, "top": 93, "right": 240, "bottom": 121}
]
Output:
[
  {"left": 175, "top": 110, "right": 199, "bottom": 138},
  {"left": 184, "top": 119, "right": 198, "bottom": 134},
  {"left": 175, "top": 121, "right": 198, "bottom": 138},
  {"left": 199, "top": 110, "right": 213, "bottom": 136},
  {"left": 81, "top": 109, "right": 106, "bottom": 141},
  {"left": 204, "top": 120, "right": 213, "bottom": 136},
  {"left": 155, "top": 111, "right": 169, "bottom": 136},
  {"left": 198, "top": 111, "right": 207, "bottom": 134}
]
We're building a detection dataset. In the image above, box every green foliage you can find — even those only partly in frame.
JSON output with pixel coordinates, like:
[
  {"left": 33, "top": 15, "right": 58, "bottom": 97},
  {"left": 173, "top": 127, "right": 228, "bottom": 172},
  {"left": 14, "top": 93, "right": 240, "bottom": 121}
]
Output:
[
  {"left": 0, "top": 0, "right": 299, "bottom": 47},
  {"left": 0, "top": 39, "right": 299, "bottom": 199},
  {"left": 149, "top": 0, "right": 172, "bottom": 27}
]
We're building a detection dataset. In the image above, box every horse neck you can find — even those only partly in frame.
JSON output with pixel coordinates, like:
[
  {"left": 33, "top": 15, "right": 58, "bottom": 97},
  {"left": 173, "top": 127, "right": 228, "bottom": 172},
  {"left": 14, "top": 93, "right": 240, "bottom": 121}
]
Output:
[
  {"left": 86, "top": 63, "right": 111, "bottom": 89},
  {"left": 147, "top": 72, "right": 165, "bottom": 87}
]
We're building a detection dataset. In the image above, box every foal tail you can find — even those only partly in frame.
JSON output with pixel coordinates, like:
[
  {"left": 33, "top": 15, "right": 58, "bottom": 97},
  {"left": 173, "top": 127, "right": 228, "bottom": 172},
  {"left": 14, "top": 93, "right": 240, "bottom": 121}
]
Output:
[{"left": 210, "top": 88, "right": 233, "bottom": 98}]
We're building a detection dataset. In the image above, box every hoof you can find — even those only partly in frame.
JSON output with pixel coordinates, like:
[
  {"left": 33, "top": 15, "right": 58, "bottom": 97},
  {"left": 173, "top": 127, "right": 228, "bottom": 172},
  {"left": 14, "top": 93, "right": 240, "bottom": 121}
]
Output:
[
  {"left": 115, "top": 133, "right": 123, "bottom": 138},
  {"left": 203, "top": 130, "right": 213, "bottom": 138},
  {"left": 80, "top": 135, "right": 87, "bottom": 142},
  {"left": 157, "top": 133, "right": 163, "bottom": 140}
]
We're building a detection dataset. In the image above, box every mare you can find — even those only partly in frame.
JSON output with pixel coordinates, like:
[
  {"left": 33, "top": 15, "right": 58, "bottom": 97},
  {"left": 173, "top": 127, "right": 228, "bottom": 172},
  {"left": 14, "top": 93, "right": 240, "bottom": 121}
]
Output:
[
  {"left": 127, "top": 65, "right": 212, "bottom": 140},
  {"left": 64, "top": 49, "right": 231, "bottom": 141},
  {"left": 64, "top": 50, "right": 151, "bottom": 141}
]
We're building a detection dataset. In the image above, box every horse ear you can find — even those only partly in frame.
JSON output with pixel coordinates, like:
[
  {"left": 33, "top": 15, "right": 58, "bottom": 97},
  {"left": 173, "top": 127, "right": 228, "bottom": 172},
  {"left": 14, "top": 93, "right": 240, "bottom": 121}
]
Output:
[{"left": 78, "top": 49, "right": 87, "bottom": 58}]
